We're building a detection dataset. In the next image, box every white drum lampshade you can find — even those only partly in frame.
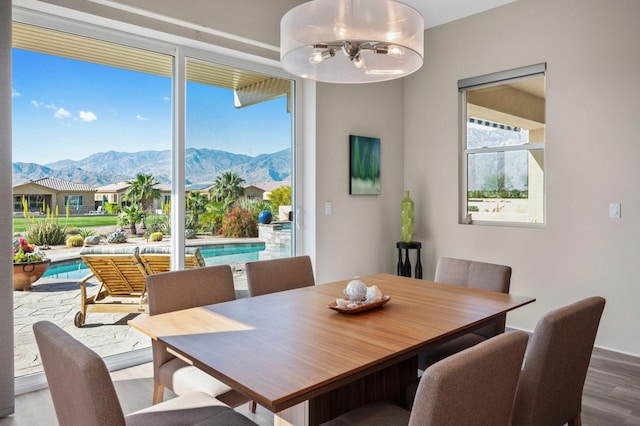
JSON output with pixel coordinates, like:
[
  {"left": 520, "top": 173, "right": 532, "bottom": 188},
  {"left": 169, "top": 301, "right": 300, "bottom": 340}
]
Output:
[{"left": 280, "top": 0, "right": 424, "bottom": 83}]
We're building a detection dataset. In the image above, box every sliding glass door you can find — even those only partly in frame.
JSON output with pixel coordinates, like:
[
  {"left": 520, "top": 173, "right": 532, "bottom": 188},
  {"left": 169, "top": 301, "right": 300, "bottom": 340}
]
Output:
[{"left": 11, "top": 17, "right": 297, "bottom": 383}]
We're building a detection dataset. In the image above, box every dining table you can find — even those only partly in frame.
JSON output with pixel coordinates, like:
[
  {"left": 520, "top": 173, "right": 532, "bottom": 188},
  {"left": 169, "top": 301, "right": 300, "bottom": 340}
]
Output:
[{"left": 129, "top": 273, "right": 535, "bottom": 425}]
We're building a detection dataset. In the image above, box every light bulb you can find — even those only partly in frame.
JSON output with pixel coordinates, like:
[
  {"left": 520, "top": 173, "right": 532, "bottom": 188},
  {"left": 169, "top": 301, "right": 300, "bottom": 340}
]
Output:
[
  {"left": 353, "top": 54, "right": 366, "bottom": 69},
  {"left": 387, "top": 45, "right": 405, "bottom": 58},
  {"left": 309, "top": 49, "right": 335, "bottom": 65},
  {"left": 309, "top": 52, "right": 324, "bottom": 65}
]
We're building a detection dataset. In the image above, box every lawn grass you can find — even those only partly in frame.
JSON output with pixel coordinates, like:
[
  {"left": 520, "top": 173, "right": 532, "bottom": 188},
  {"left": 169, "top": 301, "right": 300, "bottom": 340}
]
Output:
[{"left": 12, "top": 215, "right": 119, "bottom": 232}]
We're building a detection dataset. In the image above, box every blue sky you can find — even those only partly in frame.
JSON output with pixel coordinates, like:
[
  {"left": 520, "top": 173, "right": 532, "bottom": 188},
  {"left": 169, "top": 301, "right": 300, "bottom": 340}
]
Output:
[{"left": 11, "top": 48, "right": 291, "bottom": 164}]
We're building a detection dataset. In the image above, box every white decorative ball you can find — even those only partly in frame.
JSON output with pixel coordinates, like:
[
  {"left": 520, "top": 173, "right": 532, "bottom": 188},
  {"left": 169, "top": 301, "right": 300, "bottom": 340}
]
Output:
[{"left": 344, "top": 279, "right": 367, "bottom": 301}]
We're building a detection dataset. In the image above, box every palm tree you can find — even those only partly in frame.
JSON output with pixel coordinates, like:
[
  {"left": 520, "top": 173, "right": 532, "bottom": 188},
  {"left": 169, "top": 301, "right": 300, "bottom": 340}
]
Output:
[
  {"left": 120, "top": 204, "right": 143, "bottom": 235},
  {"left": 124, "top": 173, "right": 161, "bottom": 211},
  {"left": 210, "top": 172, "right": 245, "bottom": 204},
  {"left": 186, "top": 191, "right": 207, "bottom": 224}
]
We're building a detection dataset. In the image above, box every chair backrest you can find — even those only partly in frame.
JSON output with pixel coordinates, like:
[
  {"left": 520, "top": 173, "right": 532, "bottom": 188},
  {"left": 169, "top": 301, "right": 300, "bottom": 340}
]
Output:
[
  {"left": 245, "top": 255, "right": 315, "bottom": 297},
  {"left": 33, "top": 321, "right": 126, "bottom": 426},
  {"left": 511, "top": 296, "right": 606, "bottom": 426},
  {"left": 146, "top": 264, "right": 237, "bottom": 376},
  {"left": 80, "top": 246, "right": 148, "bottom": 296},
  {"left": 409, "top": 331, "right": 529, "bottom": 426},
  {"left": 139, "top": 246, "right": 206, "bottom": 275},
  {"left": 435, "top": 257, "right": 512, "bottom": 338},
  {"left": 146, "top": 264, "right": 236, "bottom": 315}
]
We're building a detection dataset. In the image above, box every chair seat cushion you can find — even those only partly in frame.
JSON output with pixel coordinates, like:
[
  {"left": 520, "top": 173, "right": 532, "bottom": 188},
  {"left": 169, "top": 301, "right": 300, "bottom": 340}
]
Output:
[
  {"left": 126, "top": 391, "right": 256, "bottom": 425},
  {"left": 159, "top": 358, "right": 232, "bottom": 398},
  {"left": 320, "top": 402, "right": 410, "bottom": 426}
]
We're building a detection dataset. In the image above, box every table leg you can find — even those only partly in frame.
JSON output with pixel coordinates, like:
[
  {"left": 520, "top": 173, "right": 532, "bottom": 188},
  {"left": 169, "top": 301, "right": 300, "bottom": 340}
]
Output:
[{"left": 397, "top": 248, "right": 403, "bottom": 276}]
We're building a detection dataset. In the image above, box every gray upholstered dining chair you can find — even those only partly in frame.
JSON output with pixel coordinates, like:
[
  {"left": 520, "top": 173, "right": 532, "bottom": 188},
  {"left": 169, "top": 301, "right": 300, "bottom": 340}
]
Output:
[
  {"left": 245, "top": 255, "right": 315, "bottom": 297},
  {"left": 146, "top": 264, "right": 252, "bottom": 410},
  {"left": 33, "top": 321, "right": 257, "bottom": 426},
  {"left": 320, "top": 330, "right": 529, "bottom": 426},
  {"left": 511, "top": 296, "right": 606, "bottom": 426},
  {"left": 417, "top": 256, "right": 512, "bottom": 370},
  {"left": 244, "top": 255, "right": 315, "bottom": 411}
]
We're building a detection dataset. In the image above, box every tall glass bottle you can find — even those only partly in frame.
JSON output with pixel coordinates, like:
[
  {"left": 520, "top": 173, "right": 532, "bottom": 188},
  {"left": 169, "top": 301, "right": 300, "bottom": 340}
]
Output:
[{"left": 401, "top": 190, "right": 414, "bottom": 243}]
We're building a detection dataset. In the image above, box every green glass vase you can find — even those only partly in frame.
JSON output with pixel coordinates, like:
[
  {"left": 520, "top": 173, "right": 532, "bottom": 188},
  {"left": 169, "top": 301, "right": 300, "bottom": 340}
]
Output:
[{"left": 401, "top": 190, "right": 414, "bottom": 243}]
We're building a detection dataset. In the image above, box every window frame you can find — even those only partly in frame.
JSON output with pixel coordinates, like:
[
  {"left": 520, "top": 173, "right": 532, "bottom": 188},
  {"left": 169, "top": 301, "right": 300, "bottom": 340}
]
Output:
[{"left": 458, "top": 63, "right": 547, "bottom": 227}]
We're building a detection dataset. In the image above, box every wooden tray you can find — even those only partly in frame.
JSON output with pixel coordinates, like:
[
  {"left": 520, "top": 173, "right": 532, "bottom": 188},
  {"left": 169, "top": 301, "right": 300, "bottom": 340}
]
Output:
[{"left": 327, "top": 295, "right": 391, "bottom": 314}]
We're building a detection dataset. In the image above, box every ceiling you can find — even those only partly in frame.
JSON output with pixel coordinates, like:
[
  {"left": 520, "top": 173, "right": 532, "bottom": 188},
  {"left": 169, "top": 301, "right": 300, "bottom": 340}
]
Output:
[{"left": 398, "top": 0, "right": 518, "bottom": 29}]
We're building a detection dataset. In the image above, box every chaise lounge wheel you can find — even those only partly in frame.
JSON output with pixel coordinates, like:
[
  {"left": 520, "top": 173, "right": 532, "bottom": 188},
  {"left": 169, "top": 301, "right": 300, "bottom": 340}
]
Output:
[{"left": 74, "top": 311, "right": 85, "bottom": 327}]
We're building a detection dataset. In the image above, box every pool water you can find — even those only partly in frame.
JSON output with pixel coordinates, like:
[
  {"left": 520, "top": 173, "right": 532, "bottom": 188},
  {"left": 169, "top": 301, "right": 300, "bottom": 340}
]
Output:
[{"left": 42, "top": 242, "right": 282, "bottom": 280}]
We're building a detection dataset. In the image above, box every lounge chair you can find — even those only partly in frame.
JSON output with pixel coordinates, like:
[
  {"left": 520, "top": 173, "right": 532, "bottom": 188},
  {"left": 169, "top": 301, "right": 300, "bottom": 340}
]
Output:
[
  {"left": 139, "top": 246, "right": 206, "bottom": 274},
  {"left": 87, "top": 205, "right": 105, "bottom": 215},
  {"left": 76, "top": 246, "right": 149, "bottom": 327}
]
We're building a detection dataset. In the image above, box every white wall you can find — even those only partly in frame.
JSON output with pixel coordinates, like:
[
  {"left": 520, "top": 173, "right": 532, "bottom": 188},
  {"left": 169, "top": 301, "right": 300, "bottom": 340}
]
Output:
[
  {"left": 0, "top": 0, "right": 15, "bottom": 416},
  {"left": 315, "top": 81, "right": 405, "bottom": 284},
  {"left": 404, "top": 0, "right": 640, "bottom": 355}
]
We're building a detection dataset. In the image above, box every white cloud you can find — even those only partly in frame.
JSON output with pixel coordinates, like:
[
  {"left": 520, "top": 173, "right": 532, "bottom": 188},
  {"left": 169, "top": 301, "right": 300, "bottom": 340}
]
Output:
[
  {"left": 54, "top": 108, "right": 71, "bottom": 119},
  {"left": 31, "top": 100, "right": 57, "bottom": 110},
  {"left": 12, "top": 88, "right": 20, "bottom": 98},
  {"left": 78, "top": 111, "right": 97, "bottom": 122},
  {"left": 136, "top": 114, "right": 148, "bottom": 121}
]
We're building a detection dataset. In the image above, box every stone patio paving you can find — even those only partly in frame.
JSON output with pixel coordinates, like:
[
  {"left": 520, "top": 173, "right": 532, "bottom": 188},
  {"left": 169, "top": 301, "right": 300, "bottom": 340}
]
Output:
[{"left": 13, "top": 265, "right": 249, "bottom": 377}]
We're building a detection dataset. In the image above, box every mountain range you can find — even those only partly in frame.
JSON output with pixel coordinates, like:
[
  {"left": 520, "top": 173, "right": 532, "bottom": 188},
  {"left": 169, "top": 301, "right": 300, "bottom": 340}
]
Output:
[{"left": 12, "top": 147, "right": 291, "bottom": 188}]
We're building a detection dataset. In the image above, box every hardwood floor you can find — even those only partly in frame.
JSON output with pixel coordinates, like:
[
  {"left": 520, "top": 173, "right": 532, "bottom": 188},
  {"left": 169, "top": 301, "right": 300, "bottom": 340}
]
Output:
[
  {"left": 581, "top": 347, "right": 640, "bottom": 426},
  {"left": 1, "top": 346, "right": 638, "bottom": 425}
]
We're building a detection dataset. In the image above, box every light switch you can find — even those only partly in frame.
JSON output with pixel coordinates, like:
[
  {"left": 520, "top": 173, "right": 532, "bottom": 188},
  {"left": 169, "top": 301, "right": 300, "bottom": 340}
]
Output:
[
  {"left": 325, "top": 201, "right": 333, "bottom": 216},
  {"left": 609, "top": 203, "right": 621, "bottom": 218}
]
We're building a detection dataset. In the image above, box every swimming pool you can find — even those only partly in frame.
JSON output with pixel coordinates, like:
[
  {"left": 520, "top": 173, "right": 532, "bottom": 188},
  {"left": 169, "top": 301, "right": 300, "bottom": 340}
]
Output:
[{"left": 42, "top": 242, "right": 283, "bottom": 280}]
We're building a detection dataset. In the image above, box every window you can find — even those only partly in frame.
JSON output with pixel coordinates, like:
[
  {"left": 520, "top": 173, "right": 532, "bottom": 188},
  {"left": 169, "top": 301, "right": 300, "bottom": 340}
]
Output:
[
  {"left": 459, "top": 64, "right": 546, "bottom": 225},
  {"left": 64, "top": 195, "right": 83, "bottom": 207},
  {"left": 11, "top": 15, "right": 298, "bottom": 386},
  {"left": 14, "top": 195, "right": 44, "bottom": 212}
]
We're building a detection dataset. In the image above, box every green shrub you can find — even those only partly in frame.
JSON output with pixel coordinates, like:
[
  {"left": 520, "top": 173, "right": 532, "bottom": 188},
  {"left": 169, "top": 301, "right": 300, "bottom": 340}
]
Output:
[
  {"left": 185, "top": 228, "right": 198, "bottom": 239},
  {"left": 269, "top": 186, "right": 291, "bottom": 215},
  {"left": 21, "top": 199, "right": 68, "bottom": 246},
  {"left": 25, "top": 222, "right": 67, "bottom": 246},
  {"left": 149, "top": 232, "right": 163, "bottom": 242},
  {"left": 78, "top": 228, "right": 95, "bottom": 238},
  {"left": 104, "top": 202, "right": 120, "bottom": 215},
  {"left": 145, "top": 213, "right": 169, "bottom": 234},
  {"left": 220, "top": 207, "right": 258, "bottom": 238},
  {"left": 467, "top": 206, "right": 479, "bottom": 212},
  {"left": 107, "top": 231, "right": 127, "bottom": 244},
  {"left": 202, "top": 200, "right": 226, "bottom": 235},
  {"left": 66, "top": 235, "right": 84, "bottom": 247}
]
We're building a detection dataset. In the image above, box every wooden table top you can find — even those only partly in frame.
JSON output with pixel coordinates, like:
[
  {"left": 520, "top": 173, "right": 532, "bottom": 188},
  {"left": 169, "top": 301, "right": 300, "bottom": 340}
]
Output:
[{"left": 129, "top": 273, "right": 535, "bottom": 413}]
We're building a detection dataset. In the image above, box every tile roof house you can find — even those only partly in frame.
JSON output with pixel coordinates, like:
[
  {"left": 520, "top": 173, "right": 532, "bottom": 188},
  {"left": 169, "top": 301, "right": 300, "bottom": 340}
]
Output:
[
  {"left": 95, "top": 182, "right": 171, "bottom": 212},
  {"left": 12, "top": 177, "right": 96, "bottom": 215}
]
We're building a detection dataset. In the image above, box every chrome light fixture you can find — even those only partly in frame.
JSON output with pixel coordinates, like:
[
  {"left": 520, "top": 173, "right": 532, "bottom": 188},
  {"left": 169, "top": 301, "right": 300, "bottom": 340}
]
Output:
[{"left": 280, "top": 0, "right": 424, "bottom": 84}]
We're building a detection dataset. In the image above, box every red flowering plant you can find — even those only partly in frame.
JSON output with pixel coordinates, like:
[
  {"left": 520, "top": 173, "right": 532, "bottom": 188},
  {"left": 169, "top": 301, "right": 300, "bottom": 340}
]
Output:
[{"left": 12, "top": 238, "right": 46, "bottom": 263}]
